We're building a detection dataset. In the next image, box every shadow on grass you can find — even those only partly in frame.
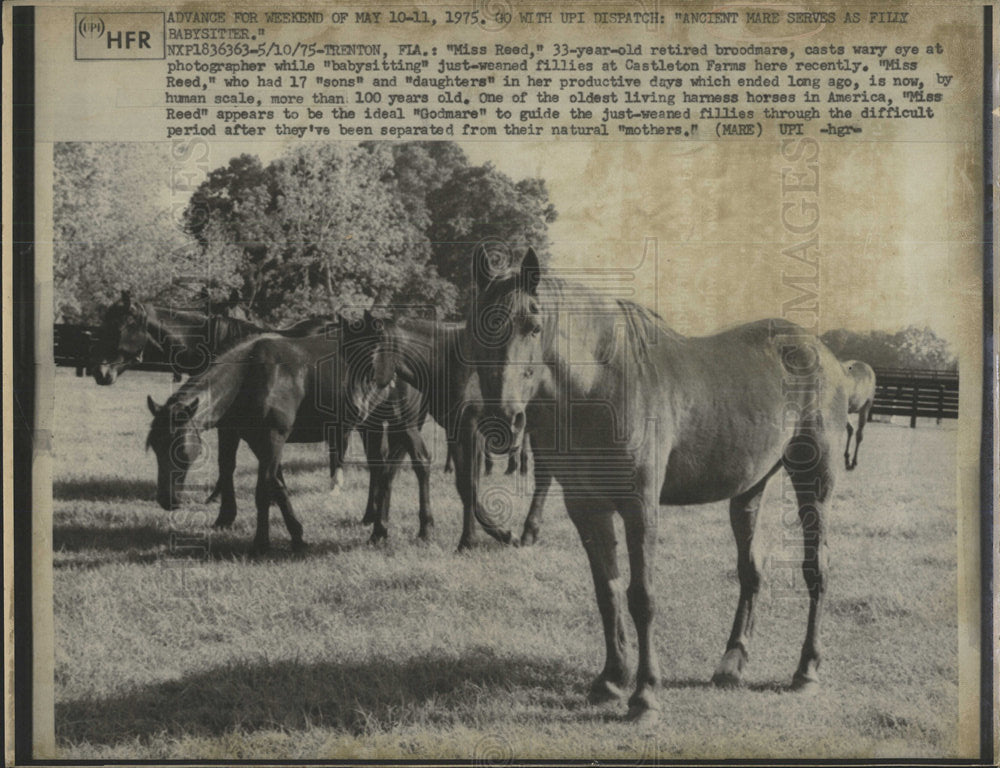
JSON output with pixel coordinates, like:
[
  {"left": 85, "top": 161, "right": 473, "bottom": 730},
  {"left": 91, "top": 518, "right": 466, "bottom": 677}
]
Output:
[
  {"left": 53, "top": 519, "right": 393, "bottom": 568},
  {"left": 54, "top": 523, "right": 171, "bottom": 555},
  {"left": 56, "top": 647, "right": 583, "bottom": 745},
  {"left": 54, "top": 477, "right": 158, "bottom": 502}
]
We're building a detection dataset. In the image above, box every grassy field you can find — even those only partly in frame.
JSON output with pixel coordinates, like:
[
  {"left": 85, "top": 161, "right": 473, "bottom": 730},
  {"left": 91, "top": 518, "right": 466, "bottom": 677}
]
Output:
[{"left": 51, "top": 368, "right": 960, "bottom": 760}]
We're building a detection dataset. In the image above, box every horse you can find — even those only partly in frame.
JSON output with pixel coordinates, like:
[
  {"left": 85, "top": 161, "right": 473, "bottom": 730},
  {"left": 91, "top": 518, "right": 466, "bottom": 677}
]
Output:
[
  {"left": 145, "top": 324, "right": 392, "bottom": 553},
  {"left": 842, "top": 360, "right": 876, "bottom": 471},
  {"left": 370, "top": 317, "right": 543, "bottom": 548},
  {"left": 465, "top": 245, "right": 849, "bottom": 723},
  {"left": 92, "top": 291, "right": 331, "bottom": 385}
]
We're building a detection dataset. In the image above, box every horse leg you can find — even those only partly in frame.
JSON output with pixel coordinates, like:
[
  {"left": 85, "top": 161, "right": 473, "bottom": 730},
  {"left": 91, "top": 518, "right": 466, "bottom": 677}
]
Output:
[
  {"left": 211, "top": 427, "right": 239, "bottom": 529},
  {"left": 402, "top": 427, "right": 434, "bottom": 540},
  {"left": 451, "top": 430, "right": 479, "bottom": 549},
  {"left": 483, "top": 451, "right": 494, "bottom": 476},
  {"left": 520, "top": 434, "right": 530, "bottom": 476},
  {"left": 565, "top": 498, "right": 630, "bottom": 704},
  {"left": 362, "top": 427, "right": 387, "bottom": 533},
  {"left": 454, "top": 416, "right": 514, "bottom": 550},
  {"left": 505, "top": 450, "right": 518, "bottom": 475},
  {"left": 784, "top": 436, "right": 833, "bottom": 692},
  {"left": 519, "top": 447, "right": 552, "bottom": 546},
  {"left": 712, "top": 466, "right": 778, "bottom": 687},
  {"left": 444, "top": 443, "right": 454, "bottom": 473},
  {"left": 619, "top": 486, "right": 662, "bottom": 724},
  {"left": 370, "top": 430, "right": 408, "bottom": 544},
  {"left": 843, "top": 421, "right": 854, "bottom": 471},
  {"left": 850, "top": 406, "right": 870, "bottom": 469},
  {"left": 270, "top": 451, "right": 305, "bottom": 554},
  {"left": 251, "top": 447, "right": 275, "bottom": 555},
  {"left": 329, "top": 424, "right": 347, "bottom": 493}
]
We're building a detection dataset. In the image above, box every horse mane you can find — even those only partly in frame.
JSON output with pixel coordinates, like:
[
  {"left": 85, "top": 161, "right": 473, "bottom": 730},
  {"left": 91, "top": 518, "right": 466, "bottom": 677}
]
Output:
[
  {"left": 535, "top": 273, "right": 683, "bottom": 372},
  {"left": 163, "top": 335, "right": 264, "bottom": 429}
]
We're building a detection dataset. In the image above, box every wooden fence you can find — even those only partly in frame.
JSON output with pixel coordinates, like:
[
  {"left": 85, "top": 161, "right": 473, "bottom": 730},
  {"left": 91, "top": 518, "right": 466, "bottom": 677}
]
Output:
[
  {"left": 53, "top": 325, "right": 961, "bottom": 427},
  {"left": 54, "top": 323, "right": 175, "bottom": 375},
  {"left": 870, "top": 367, "right": 959, "bottom": 427}
]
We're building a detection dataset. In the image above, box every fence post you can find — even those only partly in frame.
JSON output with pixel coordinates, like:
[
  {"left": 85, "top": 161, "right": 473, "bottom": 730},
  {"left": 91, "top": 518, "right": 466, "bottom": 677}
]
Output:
[
  {"left": 910, "top": 385, "right": 918, "bottom": 428},
  {"left": 936, "top": 384, "right": 945, "bottom": 425}
]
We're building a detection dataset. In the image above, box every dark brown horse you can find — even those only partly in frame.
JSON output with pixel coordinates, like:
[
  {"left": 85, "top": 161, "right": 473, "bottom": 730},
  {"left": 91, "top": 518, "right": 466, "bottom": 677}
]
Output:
[
  {"left": 842, "top": 360, "right": 876, "bottom": 471},
  {"left": 93, "top": 291, "right": 332, "bottom": 385},
  {"left": 145, "top": 325, "right": 391, "bottom": 552},
  {"left": 466, "top": 246, "right": 849, "bottom": 723},
  {"left": 370, "top": 317, "right": 547, "bottom": 548}
]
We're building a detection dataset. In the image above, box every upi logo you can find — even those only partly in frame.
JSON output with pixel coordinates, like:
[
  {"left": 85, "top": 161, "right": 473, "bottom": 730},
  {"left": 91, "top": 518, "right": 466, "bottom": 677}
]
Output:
[
  {"left": 76, "top": 15, "right": 105, "bottom": 39},
  {"left": 75, "top": 11, "right": 165, "bottom": 60}
]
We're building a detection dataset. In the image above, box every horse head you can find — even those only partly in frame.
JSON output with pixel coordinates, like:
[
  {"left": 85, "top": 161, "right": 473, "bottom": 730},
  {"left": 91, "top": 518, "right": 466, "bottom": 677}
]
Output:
[
  {"left": 93, "top": 290, "right": 147, "bottom": 385},
  {"left": 146, "top": 394, "right": 203, "bottom": 510},
  {"left": 341, "top": 310, "right": 395, "bottom": 424},
  {"left": 467, "top": 244, "right": 547, "bottom": 453}
]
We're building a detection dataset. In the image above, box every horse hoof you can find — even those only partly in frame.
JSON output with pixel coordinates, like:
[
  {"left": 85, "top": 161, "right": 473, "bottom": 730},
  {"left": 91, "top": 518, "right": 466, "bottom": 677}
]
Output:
[
  {"left": 291, "top": 540, "right": 307, "bottom": 555},
  {"left": 711, "top": 670, "right": 744, "bottom": 688},
  {"left": 212, "top": 521, "right": 234, "bottom": 530},
  {"left": 520, "top": 529, "right": 538, "bottom": 547},
  {"left": 711, "top": 647, "right": 747, "bottom": 688},
  {"left": 791, "top": 673, "right": 821, "bottom": 695},
  {"left": 626, "top": 704, "right": 660, "bottom": 727},
  {"left": 588, "top": 677, "right": 626, "bottom": 705}
]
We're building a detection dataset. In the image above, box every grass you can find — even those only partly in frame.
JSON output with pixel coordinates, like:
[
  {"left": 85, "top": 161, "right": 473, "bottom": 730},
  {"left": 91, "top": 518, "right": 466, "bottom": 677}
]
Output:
[{"left": 51, "top": 368, "right": 960, "bottom": 759}]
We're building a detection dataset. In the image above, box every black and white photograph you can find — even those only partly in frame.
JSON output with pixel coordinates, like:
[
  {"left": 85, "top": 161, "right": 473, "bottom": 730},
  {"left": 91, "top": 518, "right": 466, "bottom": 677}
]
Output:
[{"left": 5, "top": 1, "right": 994, "bottom": 763}]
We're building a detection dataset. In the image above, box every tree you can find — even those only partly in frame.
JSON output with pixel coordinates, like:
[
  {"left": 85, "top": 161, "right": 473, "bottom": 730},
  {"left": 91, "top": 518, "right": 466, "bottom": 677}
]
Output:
[
  {"left": 53, "top": 143, "right": 199, "bottom": 323},
  {"left": 427, "top": 163, "right": 557, "bottom": 310},
  {"left": 183, "top": 142, "right": 557, "bottom": 322},
  {"left": 185, "top": 144, "right": 457, "bottom": 323},
  {"left": 821, "top": 326, "right": 957, "bottom": 371}
]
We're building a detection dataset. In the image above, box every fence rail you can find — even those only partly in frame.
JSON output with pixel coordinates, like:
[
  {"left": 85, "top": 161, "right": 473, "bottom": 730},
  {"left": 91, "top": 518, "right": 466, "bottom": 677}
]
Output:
[
  {"left": 52, "top": 325, "right": 961, "bottom": 427},
  {"left": 870, "top": 367, "right": 959, "bottom": 426},
  {"left": 54, "top": 323, "right": 175, "bottom": 375}
]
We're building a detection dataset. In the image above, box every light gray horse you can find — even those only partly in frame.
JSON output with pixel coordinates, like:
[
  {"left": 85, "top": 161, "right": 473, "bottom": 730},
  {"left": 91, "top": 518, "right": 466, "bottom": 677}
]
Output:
[{"left": 466, "top": 245, "right": 850, "bottom": 723}]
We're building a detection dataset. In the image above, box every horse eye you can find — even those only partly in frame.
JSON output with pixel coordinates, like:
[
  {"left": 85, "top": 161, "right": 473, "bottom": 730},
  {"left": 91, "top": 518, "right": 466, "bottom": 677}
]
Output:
[
  {"left": 523, "top": 367, "right": 534, "bottom": 379},
  {"left": 530, "top": 325, "right": 542, "bottom": 337}
]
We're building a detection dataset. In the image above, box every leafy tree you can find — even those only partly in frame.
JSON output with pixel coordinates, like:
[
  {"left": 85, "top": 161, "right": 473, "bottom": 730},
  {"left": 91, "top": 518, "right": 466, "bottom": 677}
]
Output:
[
  {"left": 182, "top": 142, "right": 556, "bottom": 322},
  {"left": 360, "top": 141, "right": 469, "bottom": 231},
  {"left": 821, "top": 326, "right": 957, "bottom": 371},
  {"left": 53, "top": 143, "right": 199, "bottom": 323},
  {"left": 184, "top": 144, "right": 457, "bottom": 323},
  {"left": 426, "top": 162, "right": 557, "bottom": 310}
]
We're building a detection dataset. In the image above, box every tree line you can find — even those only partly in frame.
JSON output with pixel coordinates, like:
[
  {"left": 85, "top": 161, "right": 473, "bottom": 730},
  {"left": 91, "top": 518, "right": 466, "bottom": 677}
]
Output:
[
  {"left": 54, "top": 141, "right": 557, "bottom": 325},
  {"left": 821, "top": 326, "right": 957, "bottom": 372}
]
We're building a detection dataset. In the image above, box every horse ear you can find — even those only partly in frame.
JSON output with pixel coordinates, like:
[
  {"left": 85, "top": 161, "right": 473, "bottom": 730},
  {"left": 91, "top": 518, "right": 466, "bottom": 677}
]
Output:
[
  {"left": 473, "top": 243, "right": 510, "bottom": 294},
  {"left": 147, "top": 395, "right": 161, "bottom": 416},
  {"left": 520, "top": 247, "right": 541, "bottom": 296},
  {"left": 121, "top": 290, "right": 131, "bottom": 308}
]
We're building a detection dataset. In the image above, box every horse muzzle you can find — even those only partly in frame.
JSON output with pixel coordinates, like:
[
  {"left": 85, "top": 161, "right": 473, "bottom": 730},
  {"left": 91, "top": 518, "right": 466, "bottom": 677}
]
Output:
[{"left": 93, "top": 363, "right": 117, "bottom": 385}]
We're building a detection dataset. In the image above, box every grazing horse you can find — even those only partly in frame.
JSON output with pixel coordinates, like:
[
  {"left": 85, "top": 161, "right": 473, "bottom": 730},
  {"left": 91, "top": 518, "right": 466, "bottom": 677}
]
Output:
[
  {"left": 842, "top": 360, "right": 876, "bottom": 471},
  {"left": 95, "top": 292, "right": 347, "bottom": 490},
  {"left": 466, "top": 245, "right": 849, "bottom": 723},
  {"left": 370, "top": 317, "right": 543, "bottom": 548},
  {"left": 145, "top": 328, "right": 390, "bottom": 553}
]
